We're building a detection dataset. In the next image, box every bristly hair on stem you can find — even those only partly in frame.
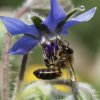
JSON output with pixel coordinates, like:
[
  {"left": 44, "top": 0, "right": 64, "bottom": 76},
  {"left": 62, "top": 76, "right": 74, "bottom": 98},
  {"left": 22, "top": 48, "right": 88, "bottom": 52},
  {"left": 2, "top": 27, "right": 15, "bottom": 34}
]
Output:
[
  {"left": 2, "top": 35, "right": 11, "bottom": 100},
  {"left": 18, "top": 80, "right": 98, "bottom": 100},
  {"left": 15, "top": 54, "right": 28, "bottom": 97}
]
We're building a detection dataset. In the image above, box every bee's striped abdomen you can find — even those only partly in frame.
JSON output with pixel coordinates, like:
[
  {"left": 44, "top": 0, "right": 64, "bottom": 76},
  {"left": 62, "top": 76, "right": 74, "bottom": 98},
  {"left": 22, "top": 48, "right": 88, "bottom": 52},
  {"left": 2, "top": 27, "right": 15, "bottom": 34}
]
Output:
[{"left": 33, "top": 68, "right": 62, "bottom": 80}]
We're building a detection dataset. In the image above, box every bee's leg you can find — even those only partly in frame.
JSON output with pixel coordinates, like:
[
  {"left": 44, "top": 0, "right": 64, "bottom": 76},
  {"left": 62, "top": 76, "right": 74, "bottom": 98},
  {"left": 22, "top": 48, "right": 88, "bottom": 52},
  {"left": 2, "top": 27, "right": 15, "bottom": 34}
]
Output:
[
  {"left": 44, "top": 58, "right": 51, "bottom": 68},
  {"left": 68, "top": 61, "right": 79, "bottom": 100},
  {"left": 68, "top": 61, "right": 76, "bottom": 82},
  {"left": 44, "top": 55, "right": 58, "bottom": 68}
]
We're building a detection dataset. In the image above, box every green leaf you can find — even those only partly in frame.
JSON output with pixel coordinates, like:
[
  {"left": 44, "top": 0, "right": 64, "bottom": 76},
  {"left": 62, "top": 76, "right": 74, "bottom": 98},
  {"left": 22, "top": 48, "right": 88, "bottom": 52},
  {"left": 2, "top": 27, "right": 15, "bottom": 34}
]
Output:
[
  {"left": 57, "top": 9, "right": 80, "bottom": 31},
  {"left": 31, "top": 16, "right": 42, "bottom": 28}
]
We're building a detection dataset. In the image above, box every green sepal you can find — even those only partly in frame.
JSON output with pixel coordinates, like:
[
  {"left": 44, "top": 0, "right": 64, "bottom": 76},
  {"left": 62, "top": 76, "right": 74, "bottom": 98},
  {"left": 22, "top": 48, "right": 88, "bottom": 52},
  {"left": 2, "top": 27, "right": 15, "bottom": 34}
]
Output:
[
  {"left": 31, "top": 16, "right": 42, "bottom": 29},
  {"left": 56, "top": 9, "right": 80, "bottom": 31},
  {"left": 31, "top": 16, "right": 50, "bottom": 33}
]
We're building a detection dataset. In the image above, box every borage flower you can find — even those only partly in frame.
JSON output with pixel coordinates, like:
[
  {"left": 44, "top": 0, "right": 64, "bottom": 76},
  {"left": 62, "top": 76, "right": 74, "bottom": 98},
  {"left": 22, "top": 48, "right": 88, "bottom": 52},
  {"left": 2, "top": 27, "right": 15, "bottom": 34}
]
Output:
[{"left": 0, "top": 0, "right": 96, "bottom": 55}]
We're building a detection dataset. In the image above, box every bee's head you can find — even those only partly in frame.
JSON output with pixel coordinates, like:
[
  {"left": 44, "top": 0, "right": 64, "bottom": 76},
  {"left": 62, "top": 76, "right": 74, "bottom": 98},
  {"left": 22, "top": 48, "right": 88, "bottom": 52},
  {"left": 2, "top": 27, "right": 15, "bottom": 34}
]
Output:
[
  {"left": 65, "top": 47, "right": 73, "bottom": 54},
  {"left": 57, "top": 38, "right": 73, "bottom": 55},
  {"left": 59, "top": 47, "right": 73, "bottom": 57}
]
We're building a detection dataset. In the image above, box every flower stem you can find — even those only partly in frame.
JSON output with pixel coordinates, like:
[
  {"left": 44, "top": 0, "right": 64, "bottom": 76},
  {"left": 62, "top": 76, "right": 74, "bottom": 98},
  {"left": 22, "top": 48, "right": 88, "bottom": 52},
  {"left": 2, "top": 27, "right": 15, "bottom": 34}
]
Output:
[
  {"left": 12, "top": 54, "right": 28, "bottom": 100},
  {"left": 2, "top": 35, "right": 11, "bottom": 100},
  {"left": 16, "top": 54, "right": 28, "bottom": 92},
  {"left": 71, "top": 81, "right": 79, "bottom": 100},
  {"left": 46, "top": 79, "right": 79, "bottom": 100},
  {"left": 45, "top": 79, "right": 71, "bottom": 86},
  {"left": 19, "top": 54, "right": 28, "bottom": 81}
]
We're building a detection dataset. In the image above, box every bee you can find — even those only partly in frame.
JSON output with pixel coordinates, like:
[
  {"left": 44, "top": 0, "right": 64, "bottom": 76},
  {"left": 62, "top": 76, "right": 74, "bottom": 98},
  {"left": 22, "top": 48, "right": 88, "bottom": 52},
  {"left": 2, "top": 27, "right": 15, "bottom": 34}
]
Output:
[
  {"left": 56, "top": 39, "right": 76, "bottom": 81},
  {"left": 33, "top": 38, "right": 76, "bottom": 81}
]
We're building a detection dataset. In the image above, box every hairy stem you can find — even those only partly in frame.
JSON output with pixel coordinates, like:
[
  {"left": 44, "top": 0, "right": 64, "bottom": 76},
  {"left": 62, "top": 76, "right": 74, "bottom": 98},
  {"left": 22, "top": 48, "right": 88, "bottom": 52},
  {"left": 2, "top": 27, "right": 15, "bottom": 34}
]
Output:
[
  {"left": 2, "top": 35, "right": 11, "bottom": 100},
  {"left": 71, "top": 81, "right": 79, "bottom": 100},
  {"left": 15, "top": 54, "right": 28, "bottom": 95},
  {"left": 46, "top": 79, "right": 79, "bottom": 100},
  {"left": 45, "top": 79, "right": 71, "bottom": 86}
]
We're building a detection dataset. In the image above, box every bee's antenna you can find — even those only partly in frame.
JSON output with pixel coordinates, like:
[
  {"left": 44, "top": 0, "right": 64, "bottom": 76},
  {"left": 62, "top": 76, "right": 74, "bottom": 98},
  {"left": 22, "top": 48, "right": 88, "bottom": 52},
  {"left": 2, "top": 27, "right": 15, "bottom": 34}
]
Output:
[{"left": 68, "top": 60, "right": 76, "bottom": 82}]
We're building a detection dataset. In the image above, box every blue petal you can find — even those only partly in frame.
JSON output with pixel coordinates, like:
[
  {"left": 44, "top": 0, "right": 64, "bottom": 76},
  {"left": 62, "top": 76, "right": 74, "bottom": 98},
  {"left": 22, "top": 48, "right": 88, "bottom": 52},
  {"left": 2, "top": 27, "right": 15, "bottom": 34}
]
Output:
[
  {"left": 59, "top": 7, "right": 97, "bottom": 35},
  {"left": 0, "top": 16, "right": 40, "bottom": 37},
  {"left": 9, "top": 35, "right": 40, "bottom": 55},
  {"left": 42, "top": 0, "right": 66, "bottom": 32}
]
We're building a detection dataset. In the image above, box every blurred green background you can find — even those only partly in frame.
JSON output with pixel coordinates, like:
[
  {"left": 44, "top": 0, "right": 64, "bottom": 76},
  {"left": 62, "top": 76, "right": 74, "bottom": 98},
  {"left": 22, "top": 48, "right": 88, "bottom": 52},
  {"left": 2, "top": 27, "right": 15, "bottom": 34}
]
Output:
[
  {"left": 0, "top": 0, "right": 100, "bottom": 99},
  {"left": 0, "top": 0, "right": 23, "bottom": 8}
]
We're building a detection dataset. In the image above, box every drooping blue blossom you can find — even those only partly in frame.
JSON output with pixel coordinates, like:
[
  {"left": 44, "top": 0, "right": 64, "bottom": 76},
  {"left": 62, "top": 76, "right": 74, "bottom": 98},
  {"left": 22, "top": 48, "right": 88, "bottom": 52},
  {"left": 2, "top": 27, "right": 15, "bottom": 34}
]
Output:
[{"left": 0, "top": 0, "right": 97, "bottom": 55}]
